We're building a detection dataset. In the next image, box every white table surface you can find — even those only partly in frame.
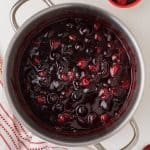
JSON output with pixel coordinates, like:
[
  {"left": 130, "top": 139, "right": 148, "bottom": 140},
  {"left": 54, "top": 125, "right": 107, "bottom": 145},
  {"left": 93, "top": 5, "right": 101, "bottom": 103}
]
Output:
[{"left": 0, "top": 0, "right": 150, "bottom": 149}]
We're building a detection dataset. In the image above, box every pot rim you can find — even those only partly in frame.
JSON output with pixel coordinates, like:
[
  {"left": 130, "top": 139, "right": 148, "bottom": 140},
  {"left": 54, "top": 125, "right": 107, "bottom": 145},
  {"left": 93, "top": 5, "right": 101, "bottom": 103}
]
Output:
[{"left": 3, "top": 3, "right": 145, "bottom": 146}]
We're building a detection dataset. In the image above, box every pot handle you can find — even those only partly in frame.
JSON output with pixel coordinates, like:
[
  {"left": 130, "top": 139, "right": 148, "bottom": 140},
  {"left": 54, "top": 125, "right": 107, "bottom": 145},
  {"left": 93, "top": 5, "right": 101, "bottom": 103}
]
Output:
[
  {"left": 10, "top": 0, "right": 54, "bottom": 32},
  {"left": 92, "top": 118, "right": 139, "bottom": 150}
]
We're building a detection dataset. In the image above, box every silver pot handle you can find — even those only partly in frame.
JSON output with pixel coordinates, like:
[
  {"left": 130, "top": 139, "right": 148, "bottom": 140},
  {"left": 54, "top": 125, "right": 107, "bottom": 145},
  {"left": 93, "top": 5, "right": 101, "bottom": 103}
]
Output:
[
  {"left": 93, "top": 118, "right": 139, "bottom": 150},
  {"left": 10, "top": 0, "right": 54, "bottom": 31}
]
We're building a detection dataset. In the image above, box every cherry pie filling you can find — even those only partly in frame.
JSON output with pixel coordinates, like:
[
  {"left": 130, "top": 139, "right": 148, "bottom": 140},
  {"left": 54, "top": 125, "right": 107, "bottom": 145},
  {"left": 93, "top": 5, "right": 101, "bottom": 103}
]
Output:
[{"left": 19, "top": 17, "right": 132, "bottom": 135}]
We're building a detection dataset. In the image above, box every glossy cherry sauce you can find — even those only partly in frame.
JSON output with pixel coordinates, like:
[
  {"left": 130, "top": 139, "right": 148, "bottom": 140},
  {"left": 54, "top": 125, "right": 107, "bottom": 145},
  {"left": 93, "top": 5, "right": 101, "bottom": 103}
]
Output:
[{"left": 19, "top": 17, "right": 132, "bottom": 135}]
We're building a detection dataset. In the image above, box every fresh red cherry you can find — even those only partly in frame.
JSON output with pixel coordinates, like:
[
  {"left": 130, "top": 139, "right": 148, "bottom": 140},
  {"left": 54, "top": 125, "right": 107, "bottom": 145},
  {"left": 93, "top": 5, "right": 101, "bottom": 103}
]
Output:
[
  {"left": 77, "top": 59, "right": 88, "bottom": 69},
  {"left": 116, "top": 0, "right": 127, "bottom": 5},
  {"left": 100, "top": 113, "right": 110, "bottom": 122},
  {"left": 121, "top": 80, "right": 130, "bottom": 89},
  {"left": 99, "top": 88, "right": 111, "bottom": 100},
  {"left": 35, "top": 95, "right": 46, "bottom": 105},
  {"left": 50, "top": 38, "right": 61, "bottom": 49},
  {"left": 80, "top": 77, "right": 90, "bottom": 87},
  {"left": 69, "top": 34, "right": 77, "bottom": 41},
  {"left": 143, "top": 145, "right": 150, "bottom": 150},
  {"left": 88, "top": 64, "right": 98, "bottom": 72},
  {"left": 110, "top": 63, "right": 121, "bottom": 77}
]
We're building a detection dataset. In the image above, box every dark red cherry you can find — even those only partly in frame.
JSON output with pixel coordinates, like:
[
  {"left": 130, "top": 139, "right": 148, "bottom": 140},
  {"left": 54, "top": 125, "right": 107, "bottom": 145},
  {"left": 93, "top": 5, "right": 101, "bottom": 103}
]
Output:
[
  {"left": 88, "top": 64, "right": 98, "bottom": 72},
  {"left": 143, "top": 145, "right": 150, "bottom": 150},
  {"left": 68, "top": 71, "right": 75, "bottom": 81},
  {"left": 100, "top": 113, "right": 110, "bottom": 122},
  {"left": 50, "top": 38, "right": 61, "bottom": 49},
  {"left": 121, "top": 80, "right": 130, "bottom": 89},
  {"left": 60, "top": 73, "right": 68, "bottom": 81},
  {"left": 110, "top": 63, "right": 121, "bottom": 77},
  {"left": 35, "top": 95, "right": 46, "bottom": 105},
  {"left": 57, "top": 112, "right": 71, "bottom": 124},
  {"left": 61, "top": 88, "right": 72, "bottom": 98},
  {"left": 38, "top": 70, "right": 47, "bottom": 77},
  {"left": 77, "top": 59, "right": 88, "bottom": 69},
  {"left": 112, "top": 54, "right": 120, "bottom": 63},
  {"left": 115, "top": 0, "right": 127, "bottom": 5},
  {"left": 31, "top": 55, "right": 40, "bottom": 65},
  {"left": 99, "top": 88, "right": 111, "bottom": 100},
  {"left": 80, "top": 77, "right": 90, "bottom": 87},
  {"left": 111, "top": 87, "right": 126, "bottom": 97}
]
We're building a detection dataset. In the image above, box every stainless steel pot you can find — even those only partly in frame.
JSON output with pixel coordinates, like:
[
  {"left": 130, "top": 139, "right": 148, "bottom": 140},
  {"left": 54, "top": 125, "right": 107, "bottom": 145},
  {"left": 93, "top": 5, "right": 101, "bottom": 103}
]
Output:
[{"left": 3, "top": 0, "right": 145, "bottom": 149}]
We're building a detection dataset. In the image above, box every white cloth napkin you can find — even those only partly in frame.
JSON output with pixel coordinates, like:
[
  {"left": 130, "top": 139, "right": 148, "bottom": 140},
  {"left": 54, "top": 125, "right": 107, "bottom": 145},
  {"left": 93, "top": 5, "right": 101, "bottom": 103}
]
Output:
[{"left": 0, "top": 56, "right": 67, "bottom": 150}]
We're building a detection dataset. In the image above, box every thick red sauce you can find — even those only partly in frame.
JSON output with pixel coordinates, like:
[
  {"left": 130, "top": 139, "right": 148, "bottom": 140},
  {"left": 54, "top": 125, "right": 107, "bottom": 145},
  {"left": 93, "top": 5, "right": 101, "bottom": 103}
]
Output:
[{"left": 19, "top": 17, "right": 133, "bottom": 136}]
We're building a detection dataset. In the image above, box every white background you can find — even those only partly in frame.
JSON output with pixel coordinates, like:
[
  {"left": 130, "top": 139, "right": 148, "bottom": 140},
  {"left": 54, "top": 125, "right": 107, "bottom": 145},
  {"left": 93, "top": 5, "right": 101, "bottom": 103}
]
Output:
[{"left": 0, "top": 0, "right": 150, "bottom": 149}]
